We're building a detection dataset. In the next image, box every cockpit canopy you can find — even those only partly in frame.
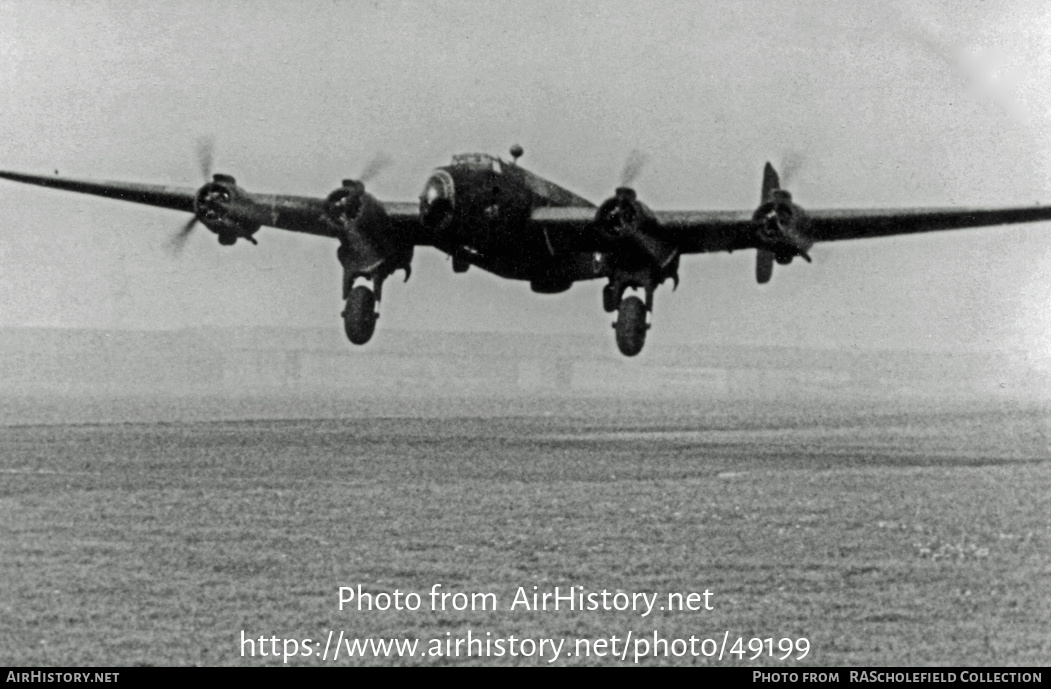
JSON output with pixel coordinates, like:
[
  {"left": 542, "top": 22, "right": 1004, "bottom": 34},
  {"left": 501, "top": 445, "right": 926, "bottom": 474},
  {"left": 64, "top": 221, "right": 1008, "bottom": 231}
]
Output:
[{"left": 451, "top": 152, "right": 503, "bottom": 174}]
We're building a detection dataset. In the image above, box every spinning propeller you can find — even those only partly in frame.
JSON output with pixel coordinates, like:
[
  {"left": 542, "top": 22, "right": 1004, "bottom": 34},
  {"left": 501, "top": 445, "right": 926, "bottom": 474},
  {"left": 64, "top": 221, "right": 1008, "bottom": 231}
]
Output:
[
  {"left": 168, "top": 137, "right": 219, "bottom": 255},
  {"left": 620, "top": 149, "right": 649, "bottom": 188},
  {"left": 778, "top": 149, "right": 805, "bottom": 188},
  {"left": 754, "top": 153, "right": 812, "bottom": 284},
  {"left": 357, "top": 152, "right": 392, "bottom": 185}
]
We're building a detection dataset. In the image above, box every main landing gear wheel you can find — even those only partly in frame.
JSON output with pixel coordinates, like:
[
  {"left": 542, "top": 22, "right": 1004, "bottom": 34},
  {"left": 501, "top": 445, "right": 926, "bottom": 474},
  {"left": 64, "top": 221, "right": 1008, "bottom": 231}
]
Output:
[
  {"left": 614, "top": 295, "right": 648, "bottom": 357},
  {"left": 343, "top": 285, "right": 378, "bottom": 345}
]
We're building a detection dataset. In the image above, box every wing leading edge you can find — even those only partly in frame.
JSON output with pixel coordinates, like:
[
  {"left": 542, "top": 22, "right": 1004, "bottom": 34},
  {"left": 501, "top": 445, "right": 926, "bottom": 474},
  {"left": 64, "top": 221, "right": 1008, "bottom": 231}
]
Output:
[
  {"left": 5, "top": 168, "right": 1050, "bottom": 250},
  {"left": 804, "top": 205, "right": 1051, "bottom": 242},
  {"left": 0, "top": 170, "right": 197, "bottom": 214},
  {"left": 531, "top": 203, "right": 1051, "bottom": 254},
  {"left": 0, "top": 169, "right": 421, "bottom": 239}
]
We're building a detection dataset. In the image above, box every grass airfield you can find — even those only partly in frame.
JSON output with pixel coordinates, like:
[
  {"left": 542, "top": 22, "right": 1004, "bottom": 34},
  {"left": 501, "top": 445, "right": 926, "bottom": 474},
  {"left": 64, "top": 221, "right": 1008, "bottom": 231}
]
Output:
[{"left": 1, "top": 396, "right": 1048, "bottom": 666}]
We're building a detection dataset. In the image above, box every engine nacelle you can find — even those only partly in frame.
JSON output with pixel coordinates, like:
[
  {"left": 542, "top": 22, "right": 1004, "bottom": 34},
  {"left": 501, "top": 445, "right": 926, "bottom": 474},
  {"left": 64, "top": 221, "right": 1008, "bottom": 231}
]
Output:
[
  {"left": 595, "top": 187, "right": 678, "bottom": 270},
  {"left": 595, "top": 187, "right": 658, "bottom": 244},
  {"left": 752, "top": 189, "right": 812, "bottom": 260},
  {"left": 194, "top": 174, "right": 261, "bottom": 244},
  {"left": 325, "top": 179, "right": 413, "bottom": 294}
]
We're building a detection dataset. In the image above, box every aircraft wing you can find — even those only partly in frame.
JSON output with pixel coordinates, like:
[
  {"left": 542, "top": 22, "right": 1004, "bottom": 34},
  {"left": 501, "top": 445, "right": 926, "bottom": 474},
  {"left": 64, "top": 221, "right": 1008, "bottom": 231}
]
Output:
[
  {"left": 532, "top": 204, "right": 1051, "bottom": 254},
  {"left": 802, "top": 205, "right": 1051, "bottom": 242},
  {"left": 0, "top": 169, "right": 421, "bottom": 239},
  {"left": 0, "top": 170, "right": 198, "bottom": 213}
]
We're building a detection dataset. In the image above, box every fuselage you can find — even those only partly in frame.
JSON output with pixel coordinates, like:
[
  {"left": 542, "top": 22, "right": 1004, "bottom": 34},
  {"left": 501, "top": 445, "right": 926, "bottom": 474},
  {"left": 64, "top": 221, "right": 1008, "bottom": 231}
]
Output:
[{"left": 419, "top": 153, "right": 603, "bottom": 291}]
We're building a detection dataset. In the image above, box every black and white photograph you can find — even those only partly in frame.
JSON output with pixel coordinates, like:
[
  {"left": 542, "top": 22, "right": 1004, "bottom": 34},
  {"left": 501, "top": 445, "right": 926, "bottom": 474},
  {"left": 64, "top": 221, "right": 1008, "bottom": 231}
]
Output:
[{"left": 1, "top": 0, "right": 1048, "bottom": 669}]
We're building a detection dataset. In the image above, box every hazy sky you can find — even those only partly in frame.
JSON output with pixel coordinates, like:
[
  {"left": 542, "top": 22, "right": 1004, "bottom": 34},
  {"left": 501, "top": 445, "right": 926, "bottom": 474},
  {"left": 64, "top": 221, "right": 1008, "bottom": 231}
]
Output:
[{"left": 1, "top": 0, "right": 1049, "bottom": 363}]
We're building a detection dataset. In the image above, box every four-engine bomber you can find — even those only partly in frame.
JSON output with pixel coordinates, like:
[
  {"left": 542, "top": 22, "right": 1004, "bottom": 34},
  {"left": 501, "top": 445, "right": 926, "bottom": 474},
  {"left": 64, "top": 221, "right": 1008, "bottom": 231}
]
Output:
[{"left": 3, "top": 145, "right": 1051, "bottom": 356}]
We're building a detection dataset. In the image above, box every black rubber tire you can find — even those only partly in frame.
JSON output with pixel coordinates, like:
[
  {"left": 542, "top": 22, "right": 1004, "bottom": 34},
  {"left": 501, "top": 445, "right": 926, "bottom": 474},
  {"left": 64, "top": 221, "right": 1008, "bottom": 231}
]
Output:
[
  {"left": 614, "top": 296, "right": 648, "bottom": 357},
  {"left": 343, "top": 285, "right": 378, "bottom": 345}
]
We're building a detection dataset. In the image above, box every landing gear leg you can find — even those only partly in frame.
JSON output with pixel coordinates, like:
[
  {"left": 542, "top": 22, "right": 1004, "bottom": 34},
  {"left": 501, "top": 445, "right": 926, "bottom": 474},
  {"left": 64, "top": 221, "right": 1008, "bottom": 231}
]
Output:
[
  {"left": 605, "top": 260, "right": 674, "bottom": 356},
  {"left": 602, "top": 283, "right": 621, "bottom": 313},
  {"left": 604, "top": 274, "right": 655, "bottom": 356},
  {"left": 337, "top": 237, "right": 405, "bottom": 347},
  {"left": 342, "top": 271, "right": 386, "bottom": 346}
]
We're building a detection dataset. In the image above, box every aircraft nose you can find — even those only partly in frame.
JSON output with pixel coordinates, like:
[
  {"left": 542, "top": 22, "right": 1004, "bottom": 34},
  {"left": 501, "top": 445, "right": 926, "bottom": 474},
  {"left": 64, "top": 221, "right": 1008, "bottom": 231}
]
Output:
[{"left": 419, "top": 169, "right": 455, "bottom": 229}]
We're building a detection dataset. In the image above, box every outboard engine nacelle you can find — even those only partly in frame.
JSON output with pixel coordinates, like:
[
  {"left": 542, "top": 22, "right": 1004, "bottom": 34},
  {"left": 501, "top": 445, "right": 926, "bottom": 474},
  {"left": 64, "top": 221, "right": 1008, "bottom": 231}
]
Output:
[
  {"left": 752, "top": 188, "right": 810, "bottom": 252},
  {"left": 752, "top": 163, "right": 813, "bottom": 284},
  {"left": 194, "top": 174, "right": 261, "bottom": 245}
]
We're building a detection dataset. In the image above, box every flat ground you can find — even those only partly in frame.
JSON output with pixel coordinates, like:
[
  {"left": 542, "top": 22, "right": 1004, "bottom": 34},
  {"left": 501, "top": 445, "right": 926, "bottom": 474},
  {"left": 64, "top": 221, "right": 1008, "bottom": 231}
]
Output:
[{"left": 1, "top": 397, "right": 1048, "bottom": 666}]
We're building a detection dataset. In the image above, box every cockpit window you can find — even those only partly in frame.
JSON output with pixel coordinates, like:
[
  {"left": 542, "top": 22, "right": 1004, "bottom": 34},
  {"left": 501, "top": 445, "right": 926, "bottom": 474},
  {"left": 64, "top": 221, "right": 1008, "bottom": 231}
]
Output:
[
  {"left": 452, "top": 153, "right": 503, "bottom": 174},
  {"left": 421, "top": 170, "right": 455, "bottom": 204},
  {"left": 419, "top": 169, "right": 456, "bottom": 229}
]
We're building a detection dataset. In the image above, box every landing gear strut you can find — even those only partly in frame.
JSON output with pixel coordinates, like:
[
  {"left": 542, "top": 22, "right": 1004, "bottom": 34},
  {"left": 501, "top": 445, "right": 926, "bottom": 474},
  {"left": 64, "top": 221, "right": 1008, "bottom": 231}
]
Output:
[
  {"left": 336, "top": 231, "right": 412, "bottom": 347},
  {"left": 343, "top": 284, "right": 378, "bottom": 345},
  {"left": 605, "top": 273, "right": 656, "bottom": 357}
]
